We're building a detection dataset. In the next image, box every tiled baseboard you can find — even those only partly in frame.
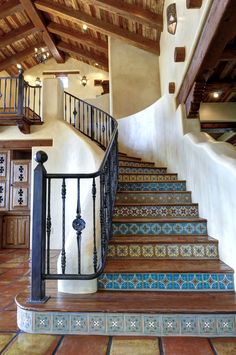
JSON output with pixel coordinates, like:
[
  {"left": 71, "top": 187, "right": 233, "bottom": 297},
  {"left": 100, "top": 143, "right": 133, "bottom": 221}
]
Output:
[{"left": 17, "top": 307, "right": 236, "bottom": 336}]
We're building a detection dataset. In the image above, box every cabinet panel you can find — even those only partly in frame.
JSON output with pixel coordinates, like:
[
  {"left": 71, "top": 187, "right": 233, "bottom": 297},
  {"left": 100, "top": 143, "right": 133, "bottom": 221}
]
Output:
[
  {"left": 10, "top": 160, "right": 31, "bottom": 211},
  {"left": 2, "top": 215, "right": 30, "bottom": 248},
  {"left": 0, "top": 150, "right": 10, "bottom": 211}
]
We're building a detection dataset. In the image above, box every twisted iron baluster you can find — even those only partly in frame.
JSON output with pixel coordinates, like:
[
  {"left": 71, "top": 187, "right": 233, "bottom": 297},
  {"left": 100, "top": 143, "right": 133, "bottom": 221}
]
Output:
[
  {"left": 46, "top": 178, "right": 51, "bottom": 274},
  {"left": 61, "top": 178, "right": 66, "bottom": 274},
  {"left": 92, "top": 178, "right": 97, "bottom": 272},
  {"left": 72, "top": 178, "right": 86, "bottom": 274}
]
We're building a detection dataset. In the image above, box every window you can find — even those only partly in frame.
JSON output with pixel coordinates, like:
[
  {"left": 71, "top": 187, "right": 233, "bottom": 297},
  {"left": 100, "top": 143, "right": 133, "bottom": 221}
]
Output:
[{"left": 59, "top": 76, "right": 68, "bottom": 89}]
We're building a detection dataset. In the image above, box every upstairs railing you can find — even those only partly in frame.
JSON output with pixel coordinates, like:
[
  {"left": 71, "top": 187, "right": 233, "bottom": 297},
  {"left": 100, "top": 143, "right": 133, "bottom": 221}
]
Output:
[
  {"left": 0, "top": 70, "right": 42, "bottom": 121},
  {"left": 31, "top": 91, "right": 118, "bottom": 303}
]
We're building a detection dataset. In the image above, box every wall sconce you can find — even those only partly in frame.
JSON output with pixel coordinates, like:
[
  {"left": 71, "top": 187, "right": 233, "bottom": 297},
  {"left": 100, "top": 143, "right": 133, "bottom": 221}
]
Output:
[
  {"left": 81, "top": 75, "right": 88, "bottom": 87},
  {"left": 167, "top": 3, "right": 177, "bottom": 35},
  {"left": 35, "top": 77, "right": 42, "bottom": 86}
]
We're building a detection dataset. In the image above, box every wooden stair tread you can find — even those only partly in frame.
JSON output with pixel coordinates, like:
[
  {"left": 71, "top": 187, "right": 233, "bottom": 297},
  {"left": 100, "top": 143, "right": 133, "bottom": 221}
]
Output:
[
  {"left": 16, "top": 291, "right": 236, "bottom": 313},
  {"left": 119, "top": 157, "right": 142, "bottom": 162},
  {"left": 115, "top": 202, "right": 198, "bottom": 207},
  {"left": 116, "top": 191, "right": 191, "bottom": 195},
  {"left": 119, "top": 158, "right": 155, "bottom": 165},
  {"left": 104, "top": 259, "right": 233, "bottom": 273},
  {"left": 110, "top": 235, "right": 218, "bottom": 244},
  {"left": 112, "top": 217, "right": 207, "bottom": 223}
]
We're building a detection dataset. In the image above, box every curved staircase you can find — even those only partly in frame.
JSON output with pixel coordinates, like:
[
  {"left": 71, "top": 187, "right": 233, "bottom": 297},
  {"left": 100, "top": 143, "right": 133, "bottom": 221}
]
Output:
[{"left": 17, "top": 153, "right": 236, "bottom": 337}]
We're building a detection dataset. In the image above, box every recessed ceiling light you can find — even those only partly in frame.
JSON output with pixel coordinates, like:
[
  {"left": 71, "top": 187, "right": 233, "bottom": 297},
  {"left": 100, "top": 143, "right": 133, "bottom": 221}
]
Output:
[
  {"left": 16, "top": 63, "right": 22, "bottom": 69},
  {"left": 95, "top": 63, "right": 98, "bottom": 66},
  {"left": 212, "top": 92, "right": 220, "bottom": 99},
  {"left": 82, "top": 24, "right": 88, "bottom": 31}
]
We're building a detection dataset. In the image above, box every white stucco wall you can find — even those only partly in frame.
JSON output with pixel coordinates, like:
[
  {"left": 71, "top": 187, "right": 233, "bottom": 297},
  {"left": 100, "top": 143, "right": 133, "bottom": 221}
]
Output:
[
  {"left": 109, "top": 37, "right": 161, "bottom": 118},
  {"left": 23, "top": 57, "right": 109, "bottom": 100}
]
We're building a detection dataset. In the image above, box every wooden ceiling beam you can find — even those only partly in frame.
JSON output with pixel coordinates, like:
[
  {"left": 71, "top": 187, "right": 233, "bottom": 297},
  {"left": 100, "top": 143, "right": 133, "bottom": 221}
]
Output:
[
  {"left": 47, "top": 22, "right": 108, "bottom": 55},
  {"left": 57, "top": 41, "right": 108, "bottom": 71},
  {"left": 0, "top": 43, "right": 45, "bottom": 72},
  {"left": 0, "top": 0, "right": 23, "bottom": 19},
  {"left": 0, "top": 23, "right": 38, "bottom": 49},
  {"left": 177, "top": 0, "right": 236, "bottom": 106},
  {"left": 19, "top": 0, "right": 65, "bottom": 63},
  {"left": 83, "top": 0, "right": 163, "bottom": 30},
  {"left": 35, "top": 0, "right": 160, "bottom": 55},
  {"left": 220, "top": 48, "right": 236, "bottom": 61}
]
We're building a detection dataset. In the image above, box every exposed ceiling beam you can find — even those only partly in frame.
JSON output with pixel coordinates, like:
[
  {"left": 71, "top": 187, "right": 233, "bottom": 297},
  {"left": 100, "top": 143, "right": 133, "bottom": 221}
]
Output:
[
  {"left": 47, "top": 22, "right": 108, "bottom": 55},
  {"left": 19, "top": 0, "right": 65, "bottom": 63},
  {"left": 177, "top": 0, "right": 236, "bottom": 106},
  {"left": 0, "top": 44, "right": 45, "bottom": 72},
  {"left": 35, "top": 0, "right": 160, "bottom": 55},
  {"left": 0, "top": 0, "right": 23, "bottom": 19},
  {"left": 220, "top": 48, "right": 236, "bottom": 61},
  {"left": 0, "top": 23, "right": 38, "bottom": 49},
  {"left": 57, "top": 41, "right": 108, "bottom": 70},
  {"left": 83, "top": 0, "right": 163, "bottom": 30}
]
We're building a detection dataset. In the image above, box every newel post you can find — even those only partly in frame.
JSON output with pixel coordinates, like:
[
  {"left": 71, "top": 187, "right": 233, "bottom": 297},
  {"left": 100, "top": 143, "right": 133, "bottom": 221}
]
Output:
[
  {"left": 17, "top": 68, "right": 24, "bottom": 116},
  {"left": 30, "top": 151, "right": 49, "bottom": 303}
]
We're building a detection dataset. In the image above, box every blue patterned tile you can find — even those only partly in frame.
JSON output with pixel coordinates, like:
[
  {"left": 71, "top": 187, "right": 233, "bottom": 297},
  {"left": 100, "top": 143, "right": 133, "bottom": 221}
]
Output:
[
  {"left": 107, "top": 315, "right": 124, "bottom": 333},
  {"left": 125, "top": 315, "right": 142, "bottom": 333},
  {"left": 217, "top": 316, "right": 235, "bottom": 334},
  {"left": 71, "top": 314, "right": 88, "bottom": 333},
  {"left": 53, "top": 314, "right": 69, "bottom": 332},
  {"left": 199, "top": 316, "right": 217, "bottom": 335},
  {"left": 143, "top": 315, "right": 161, "bottom": 333},
  {"left": 163, "top": 316, "right": 180, "bottom": 335},
  {"left": 35, "top": 313, "right": 51, "bottom": 332},
  {"left": 89, "top": 315, "right": 106, "bottom": 333},
  {"left": 118, "top": 182, "right": 186, "bottom": 192},
  {"left": 181, "top": 316, "right": 198, "bottom": 334}
]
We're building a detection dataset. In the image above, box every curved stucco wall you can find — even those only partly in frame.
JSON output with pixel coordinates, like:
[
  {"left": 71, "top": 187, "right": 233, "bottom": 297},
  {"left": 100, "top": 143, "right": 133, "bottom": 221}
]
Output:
[{"left": 118, "top": 95, "right": 236, "bottom": 284}]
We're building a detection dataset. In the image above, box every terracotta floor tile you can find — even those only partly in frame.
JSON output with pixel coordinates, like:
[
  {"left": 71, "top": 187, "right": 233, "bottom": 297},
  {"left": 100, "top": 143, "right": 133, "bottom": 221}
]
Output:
[
  {"left": 0, "top": 334, "right": 16, "bottom": 352},
  {"left": 211, "top": 338, "right": 236, "bottom": 354},
  {"left": 0, "top": 311, "right": 17, "bottom": 332},
  {"left": 162, "top": 337, "right": 214, "bottom": 355},
  {"left": 3, "top": 333, "right": 61, "bottom": 355},
  {"left": 57, "top": 335, "right": 110, "bottom": 355},
  {"left": 110, "top": 337, "right": 160, "bottom": 355}
]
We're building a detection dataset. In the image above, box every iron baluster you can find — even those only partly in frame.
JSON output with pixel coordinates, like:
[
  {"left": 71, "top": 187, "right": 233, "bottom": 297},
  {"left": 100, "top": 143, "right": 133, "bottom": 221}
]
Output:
[
  {"left": 61, "top": 178, "right": 66, "bottom": 274},
  {"left": 3, "top": 77, "right": 7, "bottom": 111},
  {"left": 64, "top": 93, "right": 67, "bottom": 122},
  {"left": 78, "top": 100, "right": 81, "bottom": 130},
  {"left": 9, "top": 78, "right": 12, "bottom": 110},
  {"left": 92, "top": 178, "right": 97, "bottom": 272},
  {"left": 46, "top": 178, "right": 52, "bottom": 275},
  {"left": 83, "top": 102, "right": 85, "bottom": 133},
  {"left": 69, "top": 95, "right": 72, "bottom": 124}
]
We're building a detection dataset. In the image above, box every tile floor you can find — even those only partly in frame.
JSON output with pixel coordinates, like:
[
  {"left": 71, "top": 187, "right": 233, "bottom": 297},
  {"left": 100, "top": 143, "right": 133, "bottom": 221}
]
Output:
[{"left": 1, "top": 249, "right": 236, "bottom": 354}]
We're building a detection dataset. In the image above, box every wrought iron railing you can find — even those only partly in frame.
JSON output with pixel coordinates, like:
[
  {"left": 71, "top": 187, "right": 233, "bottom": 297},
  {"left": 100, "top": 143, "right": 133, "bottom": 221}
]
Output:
[
  {"left": 0, "top": 71, "right": 42, "bottom": 121},
  {"left": 31, "top": 91, "right": 118, "bottom": 303}
]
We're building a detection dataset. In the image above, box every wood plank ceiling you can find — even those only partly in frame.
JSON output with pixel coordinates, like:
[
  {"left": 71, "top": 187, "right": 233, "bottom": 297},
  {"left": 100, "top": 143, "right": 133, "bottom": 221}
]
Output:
[{"left": 0, "top": 0, "right": 164, "bottom": 75}]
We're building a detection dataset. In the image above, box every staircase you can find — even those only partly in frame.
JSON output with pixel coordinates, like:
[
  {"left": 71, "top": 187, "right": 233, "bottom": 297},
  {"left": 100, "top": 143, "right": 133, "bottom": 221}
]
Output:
[{"left": 16, "top": 153, "right": 236, "bottom": 337}]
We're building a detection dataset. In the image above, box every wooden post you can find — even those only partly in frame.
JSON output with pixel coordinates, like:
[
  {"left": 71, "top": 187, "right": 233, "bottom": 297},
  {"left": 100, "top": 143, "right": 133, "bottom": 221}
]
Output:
[
  {"left": 17, "top": 69, "right": 24, "bottom": 116},
  {"left": 30, "top": 151, "right": 49, "bottom": 303}
]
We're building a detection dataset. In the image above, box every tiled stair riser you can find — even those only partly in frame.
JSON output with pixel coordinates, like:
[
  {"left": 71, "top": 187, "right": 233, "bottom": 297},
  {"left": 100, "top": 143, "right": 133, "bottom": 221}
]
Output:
[
  {"left": 18, "top": 308, "right": 236, "bottom": 336},
  {"left": 98, "top": 273, "right": 234, "bottom": 291},
  {"left": 118, "top": 182, "right": 186, "bottom": 192},
  {"left": 116, "top": 192, "right": 192, "bottom": 204},
  {"left": 119, "top": 167, "right": 167, "bottom": 174},
  {"left": 119, "top": 161, "right": 155, "bottom": 168},
  {"left": 113, "top": 205, "right": 199, "bottom": 218},
  {"left": 119, "top": 174, "right": 177, "bottom": 182},
  {"left": 112, "top": 222, "right": 207, "bottom": 236},
  {"left": 108, "top": 243, "right": 218, "bottom": 259}
]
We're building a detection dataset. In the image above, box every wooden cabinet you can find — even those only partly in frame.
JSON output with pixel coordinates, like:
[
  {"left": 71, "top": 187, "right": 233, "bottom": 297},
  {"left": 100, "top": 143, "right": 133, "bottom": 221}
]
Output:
[
  {"left": 0, "top": 149, "right": 31, "bottom": 249},
  {"left": 2, "top": 214, "right": 30, "bottom": 248}
]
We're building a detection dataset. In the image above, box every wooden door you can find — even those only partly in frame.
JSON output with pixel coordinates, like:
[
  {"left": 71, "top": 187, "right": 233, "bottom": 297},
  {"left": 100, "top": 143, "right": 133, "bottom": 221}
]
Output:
[{"left": 2, "top": 215, "right": 30, "bottom": 248}]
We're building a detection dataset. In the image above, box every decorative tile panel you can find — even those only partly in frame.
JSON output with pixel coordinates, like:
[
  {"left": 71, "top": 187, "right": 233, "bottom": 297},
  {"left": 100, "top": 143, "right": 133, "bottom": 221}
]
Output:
[
  {"left": 119, "top": 174, "right": 177, "bottom": 183},
  {"left": 12, "top": 187, "right": 28, "bottom": 208},
  {"left": 118, "top": 182, "right": 186, "bottom": 192},
  {"left": 119, "top": 167, "right": 167, "bottom": 174},
  {"left": 113, "top": 205, "right": 198, "bottom": 218},
  {"left": 112, "top": 222, "right": 208, "bottom": 236},
  {"left": 0, "top": 152, "right": 7, "bottom": 177},
  {"left": 108, "top": 243, "right": 218, "bottom": 259},
  {"left": 13, "top": 163, "right": 28, "bottom": 183},
  {"left": 0, "top": 182, "right": 6, "bottom": 208},
  {"left": 119, "top": 161, "right": 155, "bottom": 167},
  {"left": 116, "top": 192, "right": 192, "bottom": 204},
  {"left": 17, "top": 307, "right": 236, "bottom": 336},
  {"left": 98, "top": 272, "right": 234, "bottom": 291}
]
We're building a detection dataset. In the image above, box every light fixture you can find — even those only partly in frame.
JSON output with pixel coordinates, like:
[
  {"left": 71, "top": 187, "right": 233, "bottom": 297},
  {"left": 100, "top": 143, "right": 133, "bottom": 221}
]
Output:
[
  {"left": 35, "top": 77, "right": 42, "bottom": 86},
  {"left": 95, "top": 63, "right": 99, "bottom": 67},
  {"left": 212, "top": 92, "right": 220, "bottom": 99},
  {"left": 82, "top": 24, "right": 88, "bottom": 31},
  {"left": 167, "top": 3, "right": 177, "bottom": 35},
  {"left": 34, "top": 47, "right": 50, "bottom": 64},
  {"left": 81, "top": 75, "right": 88, "bottom": 87}
]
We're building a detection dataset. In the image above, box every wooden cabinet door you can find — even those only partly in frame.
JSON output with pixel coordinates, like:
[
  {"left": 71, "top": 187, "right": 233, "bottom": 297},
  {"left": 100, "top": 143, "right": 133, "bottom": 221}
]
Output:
[
  {"left": 0, "top": 150, "right": 10, "bottom": 211},
  {"left": 10, "top": 160, "right": 31, "bottom": 211},
  {"left": 2, "top": 215, "right": 30, "bottom": 248}
]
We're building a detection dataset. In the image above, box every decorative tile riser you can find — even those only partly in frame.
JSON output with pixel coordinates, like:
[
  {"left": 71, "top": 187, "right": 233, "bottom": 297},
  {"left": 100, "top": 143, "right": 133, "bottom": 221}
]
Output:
[
  {"left": 113, "top": 205, "right": 199, "bottom": 218},
  {"left": 119, "top": 167, "right": 167, "bottom": 174},
  {"left": 18, "top": 308, "right": 236, "bottom": 336},
  {"left": 118, "top": 182, "right": 186, "bottom": 192},
  {"left": 119, "top": 174, "right": 177, "bottom": 182},
  {"left": 112, "top": 222, "right": 207, "bottom": 236},
  {"left": 116, "top": 192, "right": 192, "bottom": 204},
  {"left": 98, "top": 273, "right": 234, "bottom": 291},
  {"left": 119, "top": 161, "right": 155, "bottom": 167},
  {"left": 108, "top": 243, "right": 218, "bottom": 259}
]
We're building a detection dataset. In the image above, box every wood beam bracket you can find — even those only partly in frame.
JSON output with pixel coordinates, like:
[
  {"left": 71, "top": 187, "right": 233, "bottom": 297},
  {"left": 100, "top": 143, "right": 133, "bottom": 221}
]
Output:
[
  {"left": 185, "top": 81, "right": 206, "bottom": 118},
  {"left": 186, "top": 0, "right": 203, "bottom": 9}
]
